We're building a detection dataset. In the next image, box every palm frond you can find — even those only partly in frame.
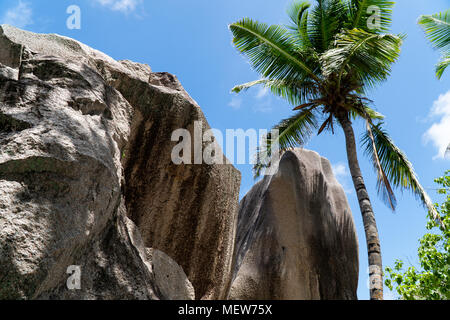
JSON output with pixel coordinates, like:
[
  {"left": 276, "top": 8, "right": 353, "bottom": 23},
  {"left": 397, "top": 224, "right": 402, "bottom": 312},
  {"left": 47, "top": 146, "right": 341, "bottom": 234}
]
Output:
[
  {"left": 321, "top": 28, "right": 403, "bottom": 90},
  {"left": 299, "top": 9, "right": 312, "bottom": 48},
  {"left": 436, "top": 52, "right": 450, "bottom": 79},
  {"left": 231, "top": 79, "right": 267, "bottom": 94},
  {"left": 293, "top": 102, "right": 316, "bottom": 110},
  {"left": 364, "top": 120, "right": 397, "bottom": 210},
  {"left": 350, "top": 102, "right": 385, "bottom": 120},
  {"left": 418, "top": 9, "right": 450, "bottom": 79},
  {"left": 309, "top": 0, "right": 348, "bottom": 53},
  {"left": 231, "top": 78, "right": 319, "bottom": 106},
  {"left": 317, "top": 114, "right": 334, "bottom": 135},
  {"left": 272, "top": 108, "right": 319, "bottom": 150},
  {"left": 418, "top": 10, "right": 450, "bottom": 50},
  {"left": 286, "top": 0, "right": 312, "bottom": 47},
  {"left": 229, "top": 18, "right": 320, "bottom": 82},
  {"left": 349, "top": 0, "right": 395, "bottom": 33},
  {"left": 287, "top": 0, "right": 310, "bottom": 27},
  {"left": 253, "top": 108, "right": 318, "bottom": 177},
  {"left": 362, "top": 122, "right": 442, "bottom": 225}
]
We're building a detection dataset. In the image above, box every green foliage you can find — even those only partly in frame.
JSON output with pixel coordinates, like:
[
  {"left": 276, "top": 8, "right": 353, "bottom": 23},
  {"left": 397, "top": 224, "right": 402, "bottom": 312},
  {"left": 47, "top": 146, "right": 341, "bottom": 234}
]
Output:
[
  {"left": 229, "top": 0, "right": 440, "bottom": 221},
  {"left": 348, "top": 0, "right": 395, "bottom": 33},
  {"left": 321, "top": 28, "right": 404, "bottom": 91},
  {"left": 418, "top": 9, "right": 450, "bottom": 79},
  {"left": 253, "top": 108, "right": 318, "bottom": 178},
  {"left": 361, "top": 123, "right": 440, "bottom": 221},
  {"left": 385, "top": 171, "right": 450, "bottom": 300}
]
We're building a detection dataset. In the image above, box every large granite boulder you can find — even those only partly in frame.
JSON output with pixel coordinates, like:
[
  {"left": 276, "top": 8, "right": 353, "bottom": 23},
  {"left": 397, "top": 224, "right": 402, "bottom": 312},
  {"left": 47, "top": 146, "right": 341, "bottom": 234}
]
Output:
[
  {"left": 0, "top": 25, "right": 239, "bottom": 300},
  {"left": 120, "top": 74, "right": 241, "bottom": 300},
  {"left": 230, "top": 149, "right": 359, "bottom": 300}
]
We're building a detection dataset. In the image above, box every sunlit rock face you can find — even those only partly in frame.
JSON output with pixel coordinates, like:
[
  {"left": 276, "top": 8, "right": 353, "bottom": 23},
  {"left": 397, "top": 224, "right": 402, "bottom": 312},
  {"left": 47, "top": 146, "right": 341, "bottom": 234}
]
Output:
[
  {"left": 0, "top": 25, "right": 240, "bottom": 300},
  {"left": 230, "top": 149, "right": 359, "bottom": 300}
]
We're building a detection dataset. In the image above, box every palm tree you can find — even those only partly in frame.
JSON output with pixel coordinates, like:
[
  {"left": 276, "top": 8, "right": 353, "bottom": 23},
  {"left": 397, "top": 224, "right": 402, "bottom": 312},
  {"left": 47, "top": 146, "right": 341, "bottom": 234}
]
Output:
[
  {"left": 229, "top": 0, "right": 441, "bottom": 300},
  {"left": 418, "top": 9, "right": 450, "bottom": 79}
]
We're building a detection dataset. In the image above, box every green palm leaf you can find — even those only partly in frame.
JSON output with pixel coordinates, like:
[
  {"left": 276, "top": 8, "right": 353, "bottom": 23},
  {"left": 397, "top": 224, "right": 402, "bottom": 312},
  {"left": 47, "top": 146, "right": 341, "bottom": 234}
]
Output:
[
  {"left": 348, "top": 0, "right": 395, "bottom": 33},
  {"left": 231, "top": 78, "right": 319, "bottom": 106},
  {"left": 321, "top": 28, "right": 403, "bottom": 90},
  {"left": 286, "top": 0, "right": 310, "bottom": 28},
  {"left": 229, "top": 18, "right": 320, "bottom": 83},
  {"left": 418, "top": 9, "right": 450, "bottom": 79},
  {"left": 254, "top": 108, "right": 318, "bottom": 177},
  {"left": 364, "top": 121, "right": 397, "bottom": 210},
  {"left": 418, "top": 10, "right": 450, "bottom": 49},
  {"left": 309, "top": 0, "right": 347, "bottom": 52},
  {"left": 436, "top": 53, "right": 450, "bottom": 79},
  {"left": 351, "top": 103, "right": 385, "bottom": 120},
  {"left": 286, "top": 0, "right": 312, "bottom": 48},
  {"left": 362, "top": 123, "right": 442, "bottom": 224},
  {"left": 276, "top": 109, "right": 319, "bottom": 150}
]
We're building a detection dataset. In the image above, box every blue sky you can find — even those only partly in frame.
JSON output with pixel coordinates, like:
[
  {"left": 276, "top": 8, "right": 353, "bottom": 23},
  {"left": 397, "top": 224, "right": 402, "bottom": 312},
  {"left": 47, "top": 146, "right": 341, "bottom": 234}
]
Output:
[{"left": 1, "top": 0, "right": 449, "bottom": 300}]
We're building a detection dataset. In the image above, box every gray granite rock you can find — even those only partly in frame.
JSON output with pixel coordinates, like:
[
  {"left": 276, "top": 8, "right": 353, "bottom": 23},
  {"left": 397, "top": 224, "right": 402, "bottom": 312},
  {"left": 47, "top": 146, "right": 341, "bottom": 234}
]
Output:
[
  {"left": 0, "top": 25, "right": 237, "bottom": 300},
  {"left": 230, "top": 149, "right": 359, "bottom": 300}
]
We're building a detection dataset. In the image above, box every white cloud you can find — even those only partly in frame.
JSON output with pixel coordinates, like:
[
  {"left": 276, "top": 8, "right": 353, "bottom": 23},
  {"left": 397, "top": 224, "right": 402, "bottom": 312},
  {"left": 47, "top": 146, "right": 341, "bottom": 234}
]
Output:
[
  {"left": 1, "top": 1, "right": 33, "bottom": 29},
  {"left": 255, "top": 86, "right": 269, "bottom": 99},
  {"left": 228, "top": 96, "right": 242, "bottom": 110},
  {"left": 423, "top": 91, "right": 450, "bottom": 160},
  {"left": 227, "top": 87, "right": 273, "bottom": 112},
  {"left": 332, "top": 162, "right": 353, "bottom": 195},
  {"left": 95, "top": 0, "right": 141, "bottom": 13},
  {"left": 332, "top": 163, "right": 348, "bottom": 177},
  {"left": 252, "top": 86, "right": 273, "bottom": 112}
]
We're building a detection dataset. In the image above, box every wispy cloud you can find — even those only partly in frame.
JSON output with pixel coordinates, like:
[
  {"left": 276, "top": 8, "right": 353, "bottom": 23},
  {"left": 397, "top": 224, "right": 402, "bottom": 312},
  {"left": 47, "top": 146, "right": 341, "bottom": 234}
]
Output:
[
  {"left": 1, "top": 1, "right": 33, "bottom": 29},
  {"left": 255, "top": 86, "right": 269, "bottom": 99},
  {"left": 252, "top": 86, "right": 273, "bottom": 112},
  {"left": 423, "top": 90, "right": 450, "bottom": 160},
  {"left": 332, "top": 163, "right": 348, "bottom": 177},
  {"left": 228, "top": 86, "right": 273, "bottom": 112},
  {"left": 228, "top": 96, "right": 242, "bottom": 110},
  {"left": 95, "top": 0, "right": 142, "bottom": 13},
  {"left": 332, "top": 162, "right": 353, "bottom": 195}
]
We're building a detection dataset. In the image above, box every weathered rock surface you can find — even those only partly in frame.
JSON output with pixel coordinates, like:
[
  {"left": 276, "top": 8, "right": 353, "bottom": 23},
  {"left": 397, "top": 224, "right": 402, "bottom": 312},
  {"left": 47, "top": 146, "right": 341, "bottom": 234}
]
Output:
[
  {"left": 230, "top": 149, "right": 359, "bottom": 300},
  {"left": 0, "top": 25, "right": 239, "bottom": 299},
  {"left": 146, "top": 248, "right": 195, "bottom": 301},
  {"left": 121, "top": 74, "right": 241, "bottom": 300},
  {"left": 36, "top": 212, "right": 195, "bottom": 300}
]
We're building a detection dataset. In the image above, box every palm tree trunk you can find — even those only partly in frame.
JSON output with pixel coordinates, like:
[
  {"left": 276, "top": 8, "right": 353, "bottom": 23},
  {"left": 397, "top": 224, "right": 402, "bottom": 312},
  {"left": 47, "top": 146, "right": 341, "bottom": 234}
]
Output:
[{"left": 338, "top": 115, "right": 383, "bottom": 300}]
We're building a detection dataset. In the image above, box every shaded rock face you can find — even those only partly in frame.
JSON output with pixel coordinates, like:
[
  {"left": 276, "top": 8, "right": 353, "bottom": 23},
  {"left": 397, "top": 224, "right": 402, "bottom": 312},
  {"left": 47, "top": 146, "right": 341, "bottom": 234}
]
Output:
[
  {"left": 37, "top": 212, "right": 194, "bottom": 300},
  {"left": 120, "top": 75, "right": 241, "bottom": 300},
  {"left": 230, "top": 149, "right": 359, "bottom": 300},
  {"left": 146, "top": 248, "right": 195, "bottom": 301},
  {"left": 0, "top": 25, "right": 239, "bottom": 300}
]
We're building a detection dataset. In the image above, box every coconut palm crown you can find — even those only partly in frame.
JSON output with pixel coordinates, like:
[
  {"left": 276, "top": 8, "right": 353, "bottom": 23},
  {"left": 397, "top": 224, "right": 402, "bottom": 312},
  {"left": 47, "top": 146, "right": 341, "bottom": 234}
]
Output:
[
  {"left": 229, "top": 0, "right": 443, "bottom": 300},
  {"left": 419, "top": 8, "right": 450, "bottom": 79}
]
